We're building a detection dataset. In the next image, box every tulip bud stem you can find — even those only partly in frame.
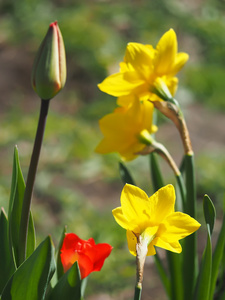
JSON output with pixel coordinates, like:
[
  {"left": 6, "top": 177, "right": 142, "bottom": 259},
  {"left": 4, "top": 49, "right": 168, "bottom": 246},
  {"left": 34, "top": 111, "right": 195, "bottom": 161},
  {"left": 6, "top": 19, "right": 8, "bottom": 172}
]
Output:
[{"left": 19, "top": 99, "right": 50, "bottom": 265}]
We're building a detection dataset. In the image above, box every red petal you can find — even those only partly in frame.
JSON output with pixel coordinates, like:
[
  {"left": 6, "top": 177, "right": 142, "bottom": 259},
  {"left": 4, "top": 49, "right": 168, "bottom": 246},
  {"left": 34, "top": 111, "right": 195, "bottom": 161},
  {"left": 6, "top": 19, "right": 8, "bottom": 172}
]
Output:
[{"left": 60, "top": 233, "right": 113, "bottom": 278}]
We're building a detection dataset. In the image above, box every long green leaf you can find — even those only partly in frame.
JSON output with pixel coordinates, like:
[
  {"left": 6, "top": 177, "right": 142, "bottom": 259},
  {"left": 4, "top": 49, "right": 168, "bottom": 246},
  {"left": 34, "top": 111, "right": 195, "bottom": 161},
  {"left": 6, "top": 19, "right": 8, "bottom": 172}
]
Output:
[
  {"left": 183, "top": 154, "right": 197, "bottom": 300},
  {"left": 47, "top": 262, "right": 82, "bottom": 300},
  {"left": 1, "top": 236, "right": 55, "bottom": 300},
  {"left": 209, "top": 215, "right": 225, "bottom": 300},
  {"left": 56, "top": 226, "right": 67, "bottom": 281},
  {"left": 8, "top": 147, "right": 36, "bottom": 267},
  {"left": 194, "top": 226, "right": 212, "bottom": 300},
  {"left": 149, "top": 153, "right": 164, "bottom": 191},
  {"left": 0, "top": 209, "right": 15, "bottom": 294},
  {"left": 194, "top": 195, "right": 214, "bottom": 300},
  {"left": 154, "top": 252, "right": 170, "bottom": 297},
  {"left": 203, "top": 195, "right": 216, "bottom": 236},
  {"left": 119, "top": 162, "right": 135, "bottom": 185}
]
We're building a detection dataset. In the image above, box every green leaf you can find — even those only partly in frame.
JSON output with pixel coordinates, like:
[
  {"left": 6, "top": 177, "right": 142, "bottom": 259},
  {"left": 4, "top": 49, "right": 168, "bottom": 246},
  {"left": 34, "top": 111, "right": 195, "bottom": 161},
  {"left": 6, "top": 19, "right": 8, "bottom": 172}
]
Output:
[
  {"left": 154, "top": 252, "right": 170, "bottom": 297},
  {"left": 26, "top": 213, "right": 36, "bottom": 259},
  {"left": 56, "top": 226, "right": 67, "bottom": 281},
  {"left": 183, "top": 154, "right": 197, "bottom": 300},
  {"left": 209, "top": 215, "right": 225, "bottom": 300},
  {"left": 47, "top": 262, "right": 82, "bottom": 300},
  {"left": 1, "top": 236, "right": 55, "bottom": 300},
  {"left": 203, "top": 195, "right": 216, "bottom": 236},
  {"left": 193, "top": 226, "right": 212, "bottom": 300},
  {"left": 149, "top": 153, "right": 164, "bottom": 191},
  {"left": 119, "top": 162, "right": 135, "bottom": 185},
  {"left": 0, "top": 209, "right": 15, "bottom": 294},
  {"left": 8, "top": 146, "right": 36, "bottom": 267}
]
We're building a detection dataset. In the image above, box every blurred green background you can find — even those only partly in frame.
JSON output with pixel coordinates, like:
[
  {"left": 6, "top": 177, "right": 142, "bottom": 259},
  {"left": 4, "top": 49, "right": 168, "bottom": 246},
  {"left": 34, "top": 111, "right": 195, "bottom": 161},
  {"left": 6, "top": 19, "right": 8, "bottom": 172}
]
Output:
[{"left": 0, "top": 0, "right": 225, "bottom": 299}]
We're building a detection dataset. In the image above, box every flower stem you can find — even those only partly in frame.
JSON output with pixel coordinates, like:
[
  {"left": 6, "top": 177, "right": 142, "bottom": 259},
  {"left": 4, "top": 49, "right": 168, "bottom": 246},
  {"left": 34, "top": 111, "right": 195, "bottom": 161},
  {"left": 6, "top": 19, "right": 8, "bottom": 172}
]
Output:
[
  {"left": 134, "top": 285, "right": 142, "bottom": 300},
  {"left": 134, "top": 236, "right": 148, "bottom": 300},
  {"left": 18, "top": 99, "right": 50, "bottom": 265}
]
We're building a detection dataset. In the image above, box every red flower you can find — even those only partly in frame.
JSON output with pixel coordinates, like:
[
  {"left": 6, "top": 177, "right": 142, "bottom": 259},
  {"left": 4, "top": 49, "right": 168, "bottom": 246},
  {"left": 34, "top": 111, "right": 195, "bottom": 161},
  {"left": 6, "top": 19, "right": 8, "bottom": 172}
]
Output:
[{"left": 60, "top": 233, "right": 113, "bottom": 279}]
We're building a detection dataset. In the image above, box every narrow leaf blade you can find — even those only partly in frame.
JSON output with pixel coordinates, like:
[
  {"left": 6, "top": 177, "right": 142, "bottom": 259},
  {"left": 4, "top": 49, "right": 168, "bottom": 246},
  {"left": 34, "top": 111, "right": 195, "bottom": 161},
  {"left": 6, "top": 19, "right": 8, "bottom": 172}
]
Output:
[
  {"left": 0, "top": 209, "right": 15, "bottom": 294},
  {"left": 194, "top": 226, "right": 212, "bottom": 300},
  {"left": 119, "top": 162, "right": 135, "bottom": 185},
  {"left": 56, "top": 226, "right": 67, "bottom": 280},
  {"left": 1, "top": 236, "right": 55, "bottom": 300},
  {"left": 149, "top": 153, "right": 164, "bottom": 191},
  {"left": 47, "top": 262, "right": 82, "bottom": 300},
  {"left": 8, "top": 147, "right": 36, "bottom": 266},
  {"left": 203, "top": 195, "right": 216, "bottom": 236},
  {"left": 209, "top": 215, "right": 225, "bottom": 300}
]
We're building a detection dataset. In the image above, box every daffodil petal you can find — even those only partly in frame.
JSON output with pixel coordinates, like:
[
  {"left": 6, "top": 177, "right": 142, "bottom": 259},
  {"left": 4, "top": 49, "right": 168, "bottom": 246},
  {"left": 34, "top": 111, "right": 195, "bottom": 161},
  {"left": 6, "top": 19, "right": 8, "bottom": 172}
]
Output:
[
  {"left": 171, "top": 52, "right": 189, "bottom": 75},
  {"left": 98, "top": 71, "right": 144, "bottom": 97},
  {"left": 117, "top": 95, "right": 135, "bottom": 107},
  {"left": 125, "top": 43, "right": 154, "bottom": 77},
  {"left": 127, "top": 230, "right": 137, "bottom": 256},
  {"left": 112, "top": 207, "right": 130, "bottom": 230},
  {"left": 154, "top": 237, "right": 182, "bottom": 253},
  {"left": 159, "top": 212, "right": 201, "bottom": 242},
  {"left": 154, "top": 29, "right": 177, "bottom": 75},
  {"left": 149, "top": 184, "right": 175, "bottom": 225},
  {"left": 121, "top": 184, "right": 151, "bottom": 224}
]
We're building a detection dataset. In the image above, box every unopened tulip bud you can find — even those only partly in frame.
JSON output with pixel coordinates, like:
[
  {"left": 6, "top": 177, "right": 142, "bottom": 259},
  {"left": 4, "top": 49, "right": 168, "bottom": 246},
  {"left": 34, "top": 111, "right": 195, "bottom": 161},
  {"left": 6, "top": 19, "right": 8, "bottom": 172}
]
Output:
[{"left": 31, "top": 21, "right": 66, "bottom": 100}]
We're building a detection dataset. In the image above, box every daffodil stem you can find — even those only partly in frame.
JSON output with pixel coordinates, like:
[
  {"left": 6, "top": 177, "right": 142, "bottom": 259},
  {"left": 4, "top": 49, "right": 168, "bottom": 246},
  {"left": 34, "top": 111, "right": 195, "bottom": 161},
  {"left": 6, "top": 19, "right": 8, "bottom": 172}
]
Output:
[
  {"left": 134, "top": 237, "right": 148, "bottom": 300},
  {"left": 150, "top": 141, "right": 186, "bottom": 209},
  {"left": 18, "top": 99, "right": 50, "bottom": 265},
  {"left": 151, "top": 141, "right": 181, "bottom": 176},
  {"left": 152, "top": 100, "right": 193, "bottom": 155}
]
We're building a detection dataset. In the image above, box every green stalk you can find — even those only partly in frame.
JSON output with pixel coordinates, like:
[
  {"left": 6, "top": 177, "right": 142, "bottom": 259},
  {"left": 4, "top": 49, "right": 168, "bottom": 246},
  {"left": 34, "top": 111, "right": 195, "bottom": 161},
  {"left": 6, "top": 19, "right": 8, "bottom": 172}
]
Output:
[
  {"left": 134, "top": 285, "right": 142, "bottom": 300},
  {"left": 18, "top": 99, "right": 50, "bottom": 265},
  {"left": 183, "top": 153, "right": 197, "bottom": 300}
]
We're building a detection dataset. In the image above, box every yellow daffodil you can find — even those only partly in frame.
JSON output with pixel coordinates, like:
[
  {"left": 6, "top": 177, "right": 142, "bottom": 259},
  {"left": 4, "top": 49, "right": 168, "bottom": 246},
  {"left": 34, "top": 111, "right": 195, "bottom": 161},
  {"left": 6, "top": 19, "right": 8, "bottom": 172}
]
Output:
[
  {"left": 112, "top": 184, "right": 200, "bottom": 256},
  {"left": 98, "top": 29, "right": 188, "bottom": 105},
  {"left": 95, "top": 98, "right": 157, "bottom": 161}
]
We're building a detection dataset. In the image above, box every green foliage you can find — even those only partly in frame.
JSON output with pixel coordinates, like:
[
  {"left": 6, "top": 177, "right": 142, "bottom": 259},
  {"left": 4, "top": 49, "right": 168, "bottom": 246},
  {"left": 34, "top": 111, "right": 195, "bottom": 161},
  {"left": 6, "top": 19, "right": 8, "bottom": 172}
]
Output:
[
  {"left": 1, "top": 236, "right": 55, "bottom": 300},
  {"left": 48, "top": 262, "right": 82, "bottom": 300},
  {"left": 193, "top": 195, "right": 215, "bottom": 300},
  {"left": 119, "top": 162, "right": 135, "bottom": 186},
  {"left": 8, "top": 147, "right": 35, "bottom": 267},
  {"left": 0, "top": 209, "right": 15, "bottom": 294}
]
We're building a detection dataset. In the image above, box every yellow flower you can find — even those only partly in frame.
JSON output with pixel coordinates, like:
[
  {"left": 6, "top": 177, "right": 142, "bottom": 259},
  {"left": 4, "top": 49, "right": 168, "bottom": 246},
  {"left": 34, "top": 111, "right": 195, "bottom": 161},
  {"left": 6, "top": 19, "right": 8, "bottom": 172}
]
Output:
[
  {"left": 112, "top": 184, "right": 200, "bottom": 256},
  {"left": 98, "top": 29, "right": 188, "bottom": 104},
  {"left": 95, "top": 98, "right": 157, "bottom": 161}
]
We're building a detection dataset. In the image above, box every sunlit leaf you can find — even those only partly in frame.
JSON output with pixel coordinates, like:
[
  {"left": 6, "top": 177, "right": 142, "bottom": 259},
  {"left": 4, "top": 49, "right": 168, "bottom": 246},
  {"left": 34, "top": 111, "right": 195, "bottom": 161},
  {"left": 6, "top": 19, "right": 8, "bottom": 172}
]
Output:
[
  {"left": 8, "top": 146, "right": 36, "bottom": 267},
  {"left": 119, "top": 162, "right": 135, "bottom": 185},
  {"left": 48, "top": 261, "right": 82, "bottom": 300},
  {"left": 1, "top": 236, "right": 55, "bottom": 300},
  {"left": 203, "top": 195, "right": 216, "bottom": 236},
  {"left": 0, "top": 209, "right": 15, "bottom": 294}
]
